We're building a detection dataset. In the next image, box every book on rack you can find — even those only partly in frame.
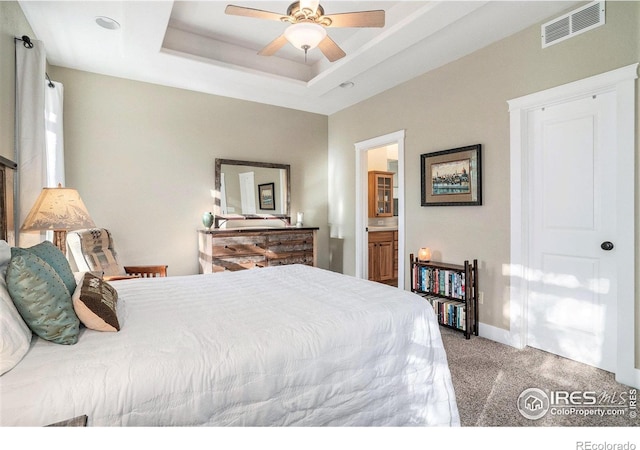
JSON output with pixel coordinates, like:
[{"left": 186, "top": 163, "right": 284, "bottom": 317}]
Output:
[
  {"left": 423, "top": 295, "right": 466, "bottom": 331},
  {"left": 412, "top": 265, "right": 466, "bottom": 300}
]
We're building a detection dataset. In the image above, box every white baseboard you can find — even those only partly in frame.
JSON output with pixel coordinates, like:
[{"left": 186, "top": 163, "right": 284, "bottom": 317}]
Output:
[
  {"left": 616, "top": 366, "right": 640, "bottom": 389},
  {"left": 477, "top": 322, "right": 521, "bottom": 348}
]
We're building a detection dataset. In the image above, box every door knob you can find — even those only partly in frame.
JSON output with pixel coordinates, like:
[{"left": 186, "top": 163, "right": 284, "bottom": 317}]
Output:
[{"left": 601, "top": 241, "right": 614, "bottom": 251}]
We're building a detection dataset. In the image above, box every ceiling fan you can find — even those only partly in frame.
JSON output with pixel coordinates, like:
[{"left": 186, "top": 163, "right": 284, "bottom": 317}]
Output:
[{"left": 225, "top": 1, "right": 385, "bottom": 62}]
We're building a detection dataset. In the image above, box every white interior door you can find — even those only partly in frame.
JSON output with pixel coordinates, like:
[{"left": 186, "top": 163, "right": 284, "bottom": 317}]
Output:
[{"left": 527, "top": 92, "right": 616, "bottom": 371}]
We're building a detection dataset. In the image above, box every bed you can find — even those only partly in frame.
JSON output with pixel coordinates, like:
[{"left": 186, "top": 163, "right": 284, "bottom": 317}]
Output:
[{"left": 0, "top": 261, "right": 459, "bottom": 426}]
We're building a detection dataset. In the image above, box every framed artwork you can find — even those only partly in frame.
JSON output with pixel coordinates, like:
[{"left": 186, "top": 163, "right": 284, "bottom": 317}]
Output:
[
  {"left": 258, "top": 182, "right": 275, "bottom": 210},
  {"left": 421, "top": 144, "right": 482, "bottom": 206}
]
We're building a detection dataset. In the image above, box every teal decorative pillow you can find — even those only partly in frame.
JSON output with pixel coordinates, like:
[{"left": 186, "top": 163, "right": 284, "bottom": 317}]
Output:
[
  {"left": 6, "top": 252, "right": 79, "bottom": 345},
  {"left": 12, "top": 241, "right": 76, "bottom": 297}
]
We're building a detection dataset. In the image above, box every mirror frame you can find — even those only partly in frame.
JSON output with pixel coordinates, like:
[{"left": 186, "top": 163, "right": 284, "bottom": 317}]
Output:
[{"left": 214, "top": 158, "right": 291, "bottom": 227}]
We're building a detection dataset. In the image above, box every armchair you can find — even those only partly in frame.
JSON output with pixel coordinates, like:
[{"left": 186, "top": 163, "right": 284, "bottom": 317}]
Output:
[{"left": 67, "top": 228, "right": 167, "bottom": 280}]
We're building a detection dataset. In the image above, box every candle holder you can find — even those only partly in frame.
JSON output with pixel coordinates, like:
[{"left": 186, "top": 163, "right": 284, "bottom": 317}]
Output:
[{"left": 418, "top": 247, "right": 431, "bottom": 262}]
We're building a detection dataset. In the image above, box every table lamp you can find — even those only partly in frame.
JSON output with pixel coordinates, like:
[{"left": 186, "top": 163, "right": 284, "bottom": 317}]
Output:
[{"left": 20, "top": 184, "right": 96, "bottom": 253}]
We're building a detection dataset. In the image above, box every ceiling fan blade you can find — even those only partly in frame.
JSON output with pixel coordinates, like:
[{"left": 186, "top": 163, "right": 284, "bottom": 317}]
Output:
[
  {"left": 324, "top": 10, "right": 385, "bottom": 28},
  {"left": 258, "top": 34, "right": 289, "bottom": 56},
  {"left": 225, "top": 5, "right": 285, "bottom": 22},
  {"left": 318, "top": 36, "right": 346, "bottom": 62}
]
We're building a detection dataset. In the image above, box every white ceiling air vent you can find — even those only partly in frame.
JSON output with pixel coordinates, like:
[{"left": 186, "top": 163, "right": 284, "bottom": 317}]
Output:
[{"left": 541, "top": 1, "right": 605, "bottom": 48}]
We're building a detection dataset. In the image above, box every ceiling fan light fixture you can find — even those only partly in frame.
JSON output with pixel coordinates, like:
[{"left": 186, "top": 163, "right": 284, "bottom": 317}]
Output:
[{"left": 284, "top": 22, "right": 327, "bottom": 52}]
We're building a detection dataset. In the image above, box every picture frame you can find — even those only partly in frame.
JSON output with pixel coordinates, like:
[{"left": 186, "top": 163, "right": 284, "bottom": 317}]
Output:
[
  {"left": 258, "top": 182, "right": 276, "bottom": 210},
  {"left": 420, "top": 144, "right": 482, "bottom": 206}
]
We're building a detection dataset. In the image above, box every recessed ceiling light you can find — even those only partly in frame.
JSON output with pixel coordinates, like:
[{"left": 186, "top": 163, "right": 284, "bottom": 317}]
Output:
[
  {"left": 95, "top": 16, "right": 120, "bottom": 30},
  {"left": 340, "top": 81, "right": 355, "bottom": 89}
]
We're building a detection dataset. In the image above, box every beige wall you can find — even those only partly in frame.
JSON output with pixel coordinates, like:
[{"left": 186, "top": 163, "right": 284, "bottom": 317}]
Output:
[
  {"left": 0, "top": 2, "right": 35, "bottom": 161},
  {"left": 328, "top": 0, "right": 639, "bottom": 339},
  {"left": 49, "top": 67, "right": 328, "bottom": 276}
]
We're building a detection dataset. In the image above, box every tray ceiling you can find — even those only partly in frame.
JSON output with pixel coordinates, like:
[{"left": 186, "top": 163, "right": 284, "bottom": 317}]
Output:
[{"left": 19, "top": 1, "right": 580, "bottom": 115}]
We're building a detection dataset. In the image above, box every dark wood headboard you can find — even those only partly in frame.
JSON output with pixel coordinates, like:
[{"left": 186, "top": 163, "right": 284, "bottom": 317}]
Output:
[{"left": 0, "top": 155, "right": 17, "bottom": 246}]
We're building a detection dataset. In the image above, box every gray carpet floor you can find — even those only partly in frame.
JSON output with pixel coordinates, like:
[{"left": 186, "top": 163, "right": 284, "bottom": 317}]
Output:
[{"left": 439, "top": 327, "right": 638, "bottom": 427}]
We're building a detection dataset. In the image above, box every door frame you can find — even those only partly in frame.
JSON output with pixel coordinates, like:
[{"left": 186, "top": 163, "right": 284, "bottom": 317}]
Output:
[
  {"left": 508, "top": 64, "right": 638, "bottom": 387},
  {"left": 355, "top": 130, "right": 406, "bottom": 287}
]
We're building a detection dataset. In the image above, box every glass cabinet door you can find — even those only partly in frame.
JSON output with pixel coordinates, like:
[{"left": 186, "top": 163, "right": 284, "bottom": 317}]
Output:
[{"left": 369, "top": 171, "right": 394, "bottom": 217}]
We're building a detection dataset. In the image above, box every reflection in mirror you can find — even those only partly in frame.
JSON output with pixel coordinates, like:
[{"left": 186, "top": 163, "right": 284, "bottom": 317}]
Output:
[{"left": 214, "top": 159, "right": 290, "bottom": 226}]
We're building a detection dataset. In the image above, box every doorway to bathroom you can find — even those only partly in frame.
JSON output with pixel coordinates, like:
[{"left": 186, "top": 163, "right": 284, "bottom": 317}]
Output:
[{"left": 355, "top": 130, "right": 405, "bottom": 289}]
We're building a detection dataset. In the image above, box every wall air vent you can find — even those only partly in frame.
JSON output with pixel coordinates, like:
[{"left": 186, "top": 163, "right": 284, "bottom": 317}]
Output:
[{"left": 541, "top": 1, "right": 605, "bottom": 48}]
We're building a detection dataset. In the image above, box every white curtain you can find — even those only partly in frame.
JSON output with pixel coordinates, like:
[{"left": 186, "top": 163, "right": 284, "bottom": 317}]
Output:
[
  {"left": 15, "top": 39, "right": 46, "bottom": 247},
  {"left": 15, "top": 39, "right": 65, "bottom": 247},
  {"left": 45, "top": 81, "right": 65, "bottom": 188}
]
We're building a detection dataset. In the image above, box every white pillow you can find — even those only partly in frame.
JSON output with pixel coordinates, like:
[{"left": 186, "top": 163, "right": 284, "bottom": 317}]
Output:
[{"left": 0, "top": 276, "right": 32, "bottom": 375}]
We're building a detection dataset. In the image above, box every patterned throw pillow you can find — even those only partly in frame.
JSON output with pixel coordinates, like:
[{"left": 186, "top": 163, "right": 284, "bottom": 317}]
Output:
[
  {"left": 72, "top": 272, "right": 120, "bottom": 332},
  {"left": 6, "top": 252, "right": 79, "bottom": 345},
  {"left": 12, "top": 241, "right": 76, "bottom": 296}
]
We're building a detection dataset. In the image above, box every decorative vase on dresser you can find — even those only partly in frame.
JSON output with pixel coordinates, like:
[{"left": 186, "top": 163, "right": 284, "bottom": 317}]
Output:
[
  {"left": 198, "top": 227, "right": 318, "bottom": 273},
  {"left": 202, "top": 212, "right": 214, "bottom": 230}
]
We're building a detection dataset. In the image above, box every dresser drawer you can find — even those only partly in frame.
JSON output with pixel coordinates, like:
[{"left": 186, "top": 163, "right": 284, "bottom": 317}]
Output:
[
  {"left": 266, "top": 232, "right": 314, "bottom": 256},
  {"left": 267, "top": 252, "right": 314, "bottom": 267},
  {"left": 266, "top": 231, "right": 314, "bottom": 246},
  {"left": 212, "top": 255, "right": 267, "bottom": 272},
  {"left": 211, "top": 235, "right": 266, "bottom": 257}
]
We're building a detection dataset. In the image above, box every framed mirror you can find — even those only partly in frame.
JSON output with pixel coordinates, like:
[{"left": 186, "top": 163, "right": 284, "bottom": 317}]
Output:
[{"left": 214, "top": 159, "right": 290, "bottom": 226}]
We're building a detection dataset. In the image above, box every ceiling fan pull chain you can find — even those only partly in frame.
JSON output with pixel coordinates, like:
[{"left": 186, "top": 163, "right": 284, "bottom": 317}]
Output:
[{"left": 302, "top": 44, "right": 310, "bottom": 63}]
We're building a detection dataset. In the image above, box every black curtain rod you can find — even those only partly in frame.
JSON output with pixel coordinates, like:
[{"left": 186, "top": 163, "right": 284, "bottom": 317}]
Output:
[
  {"left": 15, "top": 35, "right": 55, "bottom": 88},
  {"left": 14, "top": 35, "right": 33, "bottom": 48}
]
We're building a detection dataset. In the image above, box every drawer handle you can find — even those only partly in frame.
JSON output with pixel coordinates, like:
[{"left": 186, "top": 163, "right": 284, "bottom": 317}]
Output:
[{"left": 224, "top": 245, "right": 237, "bottom": 252}]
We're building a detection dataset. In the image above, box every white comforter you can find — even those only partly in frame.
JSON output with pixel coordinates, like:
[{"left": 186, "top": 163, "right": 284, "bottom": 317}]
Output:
[{"left": 0, "top": 265, "right": 459, "bottom": 426}]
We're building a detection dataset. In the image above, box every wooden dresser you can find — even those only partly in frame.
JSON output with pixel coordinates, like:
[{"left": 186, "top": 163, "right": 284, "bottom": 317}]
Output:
[{"left": 198, "top": 227, "right": 318, "bottom": 273}]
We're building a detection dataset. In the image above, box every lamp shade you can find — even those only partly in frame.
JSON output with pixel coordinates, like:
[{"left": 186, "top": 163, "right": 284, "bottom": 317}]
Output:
[
  {"left": 284, "top": 22, "right": 327, "bottom": 51},
  {"left": 21, "top": 185, "right": 95, "bottom": 232},
  {"left": 21, "top": 185, "right": 96, "bottom": 253}
]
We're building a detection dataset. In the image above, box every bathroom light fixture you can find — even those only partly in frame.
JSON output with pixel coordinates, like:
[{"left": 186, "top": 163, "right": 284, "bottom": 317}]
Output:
[
  {"left": 284, "top": 22, "right": 327, "bottom": 61},
  {"left": 95, "top": 16, "right": 120, "bottom": 30}
]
